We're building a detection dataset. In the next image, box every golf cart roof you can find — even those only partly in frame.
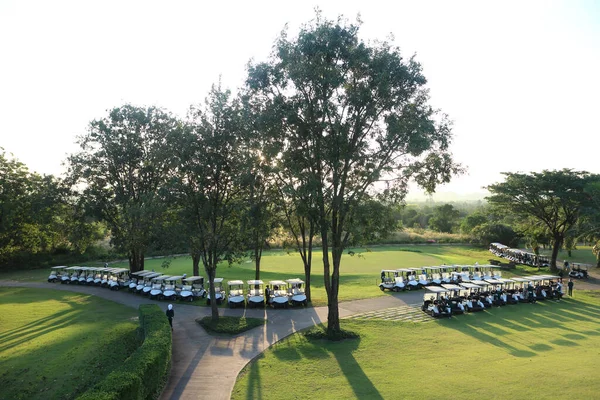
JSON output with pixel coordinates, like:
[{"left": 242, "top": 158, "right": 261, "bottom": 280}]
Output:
[
  {"left": 460, "top": 282, "right": 481, "bottom": 289},
  {"left": 213, "top": 278, "right": 224, "bottom": 284},
  {"left": 381, "top": 269, "right": 398, "bottom": 273},
  {"left": 228, "top": 280, "right": 244, "bottom": 286},
  {"left": 497, "top": 278, "right": 515, "bottom": 283},
  {"left": 425, "top": 286, "right": 448, "bottom": 293},
  {"left": 143, "top": 272, "right": 162, "bottom": 279},
  {"left": 247, "top": 280, "right": 264, "bottom": 285},
  {"left": 441, "top": 284, "right": 463, "bottom": 291},
  {"left": 426, "top": 266, "right": 441, "bottom": 271},
  {"left": 472, "top": 280, "right": 491, "bottom": 287},
  {"left": 66, "top": 266, "right": 81, "bottom": 270},
  {"left": 269, "top": 280, "right": 288, "bottom": 286},
  {"left": 481, "top": 265, "right": 501, "bottom": 269},
  {"left": 522, "top": 275, "right": 544, "bottom": 281},
  {"left": 51, "top": 265, "right": 68, "bottom": 269},
  {"left": 286, "top": 278, "right": 305, "bottom": 284},
  {"left": 164, "top": 276, "right": 184, "bottom": 282},
  {"left": 396, "top": 268, "right": 413, "bottom": 272},
  {"left": 485, "top": 279, "right": 504, "bottom": 285},
  {"left": 132, "top": 270, "right": 151, "bottom": 276},
  {"left": 183, "top": 276, "right": 203, "bottom": 282},
  {"left": 151, "top": 275, "right": 171, "bottom": 282},
  {"left": 539, "top": 275, "right": 560, "bottom": 280},
  {"left": 111, "top": 268, "right": 129, "bottom": 273}
]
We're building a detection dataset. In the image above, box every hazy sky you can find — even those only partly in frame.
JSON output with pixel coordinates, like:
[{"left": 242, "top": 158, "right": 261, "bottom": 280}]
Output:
[{"left": 1, "top": 0, "right": 598, "bottom": 200}]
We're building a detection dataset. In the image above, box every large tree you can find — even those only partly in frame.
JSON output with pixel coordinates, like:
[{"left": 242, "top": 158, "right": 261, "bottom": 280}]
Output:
[
  {"left": 429, "top": 203, "right": 460, "bottom": 233},
  {"left": 68, "top": 105, "right": 178, "bottom": 272},
  {"left": 486, "top": 169, "right": 594, "bottom": 270},
  {"left": 169, "top": 86, "right": 249, "bottom": 321},
  {"left": 246, "top": 14, "right": 460, "bottom": 336}
]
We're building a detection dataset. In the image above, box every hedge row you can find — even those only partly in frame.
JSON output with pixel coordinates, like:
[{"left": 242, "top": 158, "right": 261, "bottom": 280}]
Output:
[{"left": 77, "top": 304, "right": 172, "bottom": 400}]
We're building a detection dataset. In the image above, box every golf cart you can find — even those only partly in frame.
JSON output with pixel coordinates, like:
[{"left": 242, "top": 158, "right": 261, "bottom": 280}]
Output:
[
  {"left": 439, "top": 266, "right": 453, "bottom": 284},
  {"left": 85, "top": 267, "right": 100, "bottom": 285},
  {"left": 485, "top": 279, "right": 507, "bottom": 306},
  {"left": 379, "top": 269, "right": 405, "bottom": 292},
  {"left": 136, "top": 272, "right": 162, "bottom": 294},
  {"left": 247, "top": 280, "right": 265, "bottom": 308},
  {"left": 441, "top": 283, "right": 468, "bottom": 314},
  {"left": 459, "top": 282, "right": 486, "bottom": 311},
  {"left": 100, "top": 268, "right": 115, "bottom": 287},
  {"left": 569, "top": 264, "right": 589, "bottom": 279},
  {"left": 509, "top": 277, "right": 531, "bottom": 303},
  {"left": 77, "top": 267, "right": 91, "bottom": 284},
  {"left": 68, "top": 266, "right": 82, "bottom": 284},
  {"left": 421, "top": 287, "right": 452, "bottom": 318},
  {"left": 496, "top": 278, "right": 518, "bottom": 304},
  {"left": 162, "top": 276, "right": 185, "bottom": 301},
  {"left": 471, "top": 280, "right": 494, "bottom": 307},
  {"left": 428, "top": 267, "right": 443, "bottom": 286},
  {"left": 179, "top": 276, "right": 205, "bottom": 301},
  {"left": 149, "top": 275, "right": 171, "bottom": 299},
  {"left": 286, "top": 278, "right": 307, "bottom": 306},
  {"left": 108, "top": 268, "right": 130, "bottom": 291},
  {"left": 227, "top": 280, "right": 246, "bottom": 308},
  {"left": 206, "top": 278, "right": 226, "bottom": 305},
  {"left": 48, "top": 266, "right": 67, "bottom": 283},
  {"left": 128, "top": 271, "right": 153, "bottom": 292},
  {"left": 267, "top": 280, "right": 290, "bottom": 308}
]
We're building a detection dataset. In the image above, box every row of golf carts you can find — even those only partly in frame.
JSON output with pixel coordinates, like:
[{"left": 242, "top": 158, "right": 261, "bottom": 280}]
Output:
[
  {"left": 379, "top": 264, "right": 504, "bottom": 292},
  {"left": 421, "top": 275, "right": 563, "bottom": 318},
  {"left": 47, "top": 266, "right": 307, "bottom": 307}
]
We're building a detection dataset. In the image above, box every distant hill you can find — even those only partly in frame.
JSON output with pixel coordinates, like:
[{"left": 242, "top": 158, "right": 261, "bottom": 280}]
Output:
[{"left": 405, "top": 191, "right": 488, "bottom": 203}]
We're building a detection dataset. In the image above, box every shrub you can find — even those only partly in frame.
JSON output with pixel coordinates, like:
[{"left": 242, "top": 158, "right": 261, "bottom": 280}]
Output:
[{"left": 77, "top": 304, "right": 172, "bottom": 400}]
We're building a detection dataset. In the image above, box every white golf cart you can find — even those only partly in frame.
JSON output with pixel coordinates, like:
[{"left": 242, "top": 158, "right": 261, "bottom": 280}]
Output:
[
  {"left": 286, "top": 278, "right": 307, "bottom": 306},
  {"left": 206, "top": 278, "right": 226, "bottom": 305},
  {"left": 267, "top": 280, "right": 290, "bottom": 308},
  {"left": 128, "top": 271, "right": 153, "bottom": 292},
  {"left": 421, "top": 286, "right": 452, "bottom": 318},
  {"left": 378, "top": 269, "right": 405, "bottom": 292},
  {"left": 247, "top": 280, "right": 265, "bottom": 308},
  {"left": 92, "top": 268, "right": 108, "bottom": 286},
  {"left": 227, "top": 280, "right": 245, "bottom": 308},
  {"left": 179, "top": 276, "right": 205, "bottom": 301},
  {"left": 68, "top": 266, "right": 82, "bottom": 284},
  {"left": 428, "top": 267, "right": 443, "bottom": 285},
  {"left": 149, "top": 275, "right": 171, "bottom": 299},
  {"left": 136, "top": 272, "right": 162, "bottom": 294},
  {"left": 459, "top": 282, "right": 486, "bottom": 311},
  {"left": 162, "top": 276, "right": 185, "bottom": 301},
  {"left": 441, "top": 283, "right": 468, "bottom": 314},
  {"left": 85, "top": 267, "right": 100, "bottom": 285},
  {"left": 77, "top": 267, "right": 91, "bottom": 284},
  {"left": 48, "top": 266, "right": 67, "bottom": 283},
  {"left": 108, "top": 268, "right": 130, "bottom": 291}
]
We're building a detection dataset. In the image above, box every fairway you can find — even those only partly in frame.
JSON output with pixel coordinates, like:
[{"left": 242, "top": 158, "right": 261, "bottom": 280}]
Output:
[
  {"left": 0, "top": 288, "right": 139, "bottom": 400},
  {"left": 232, "top": 291, "right": 600, "bottom": 399}
]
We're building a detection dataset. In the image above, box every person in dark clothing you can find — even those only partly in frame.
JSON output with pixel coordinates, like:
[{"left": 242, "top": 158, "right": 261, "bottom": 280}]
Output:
[
  {"left": 567, "top": 279, "right": 574, "bottom": 297},
  {"left": 166, "top": 304, "right": 174, "bottom": 330}
]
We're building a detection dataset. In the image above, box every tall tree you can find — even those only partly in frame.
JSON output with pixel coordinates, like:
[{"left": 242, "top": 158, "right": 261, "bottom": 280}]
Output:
[
  {"left": 428, "top": 203, "right": 460, "bottom": 233},
  {"left": 169, "top": 85, "right": 248, "bottom": 321},
  {"left": 246, "top": 14, "right": 460, "bottom": 336},
  {"left": 68, "top": 105, "right": 178, "bottom": 272},
  {"left": 486, "top": 169, "right": 593, "bottom": 270}
]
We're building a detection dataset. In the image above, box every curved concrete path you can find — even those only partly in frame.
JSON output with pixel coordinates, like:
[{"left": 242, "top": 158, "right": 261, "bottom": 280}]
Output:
[
  {"left": 3, "top": 271, "right": 598, "bottom": 400},
  {"left": 0, "top": 280, "right": 421, "bottom": 399}
]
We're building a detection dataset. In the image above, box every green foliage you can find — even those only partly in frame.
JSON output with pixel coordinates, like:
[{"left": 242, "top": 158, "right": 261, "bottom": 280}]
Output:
[
  {"left": 77, "top": 304, "right": 172, "bottom": 400},
  {"left": 428, "top": 203, "right": 460, "bottom": 233},
  {"left": 67, "top": 105, "right": 179, "bottom": 272},
  {"left": 196, "top": 316, "right": 265, "bottom": 335},
  {"left": 470, "top": 222, "right": 519, "bottom": 247},
  {"left": 460, "top": 212, "right": 488, "bottom": 233},
  {"left": 303, "top": 323, "right": 360, "bottom": 341}
]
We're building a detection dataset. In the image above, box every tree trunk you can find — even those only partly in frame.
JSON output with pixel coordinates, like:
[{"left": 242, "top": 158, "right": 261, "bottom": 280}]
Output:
[
  {"left": 192, "top": 251, "right": 200, "bottom": 276},
  {"left": 206, "top": 266, "right": 219, "bottom": 321},
  {"left": 255, "top": 248, "right": 262, "bottom": 280},
  {"left": 327, "top": 251, "right": 341, "bottom": 337},
  {"left": 550, "top": 236, "right": 562, "bottom": 271},
  {"left": 129, "top": 248, "right": 144, "bottom": 272}
]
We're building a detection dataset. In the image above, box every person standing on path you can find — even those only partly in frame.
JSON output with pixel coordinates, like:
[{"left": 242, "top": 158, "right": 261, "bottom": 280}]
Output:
[
  {"left": 567, "top": 279, "right": 574, "bottom": 297},
  {"left": 166, "top": 304, "right": 174, "bottom": 330}
]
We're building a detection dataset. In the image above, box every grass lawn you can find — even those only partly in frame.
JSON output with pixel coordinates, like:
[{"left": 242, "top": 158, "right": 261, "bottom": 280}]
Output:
[
  {"left": 232, "top": 291, "right": 600, "bottom": 400},
  {"left": 2, "top": 245, "right": 596, "bottom": 307},
  {"left": 0, "top": 288, "right": 140, "bottom": 400}
]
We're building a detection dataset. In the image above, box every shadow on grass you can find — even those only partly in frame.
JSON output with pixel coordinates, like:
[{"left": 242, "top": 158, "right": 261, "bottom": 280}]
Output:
[
  {"left": 440, "top": 295, "right": 600, "bottom": 358},
  {"left": 242, "top": 355, "right": 263, "bottom": 400}
]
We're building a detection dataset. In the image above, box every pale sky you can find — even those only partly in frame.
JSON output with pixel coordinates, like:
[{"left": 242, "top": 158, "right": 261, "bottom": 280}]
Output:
[{"left": 1, "top": 0, "right": 599, "bottom": 200}]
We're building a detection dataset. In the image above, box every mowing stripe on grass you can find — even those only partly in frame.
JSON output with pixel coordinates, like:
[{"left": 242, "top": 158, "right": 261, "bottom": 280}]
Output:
[{"left": 345, "top": 304, "right": 432, "bottom": 322}]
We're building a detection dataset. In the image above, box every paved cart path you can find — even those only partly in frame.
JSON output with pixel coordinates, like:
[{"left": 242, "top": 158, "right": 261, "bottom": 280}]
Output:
[{"left": 2, "top": 273, "right": 599, "bottom": 400}]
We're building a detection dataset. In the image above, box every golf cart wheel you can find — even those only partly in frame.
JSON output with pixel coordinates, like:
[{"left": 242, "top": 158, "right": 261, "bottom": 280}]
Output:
[
  {"left": 393, "top": 287, "right": 400, "bottom": 292},
  {"left": 407, "top": 285, "right": 413, "bottom": 291},
  {"left": 379, "top": 286, "right": 385, "bottom": 291},
  {"left": 189, "top": 297, "right": 194, "bottom": 302}
]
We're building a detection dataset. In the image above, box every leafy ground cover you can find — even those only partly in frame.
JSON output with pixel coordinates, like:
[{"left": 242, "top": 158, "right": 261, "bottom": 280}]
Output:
[
  {"left": 3, "top": 246, "right": 596, "bottom": 307},
  {"left": 0, "top": 288, "right": 139, "bottom": 400},
  {"left": 232, "top": 291, "right": 600, "bottom": 399},
  {"left": 197, "top": 316, "right": 266, "bottom": 335}
]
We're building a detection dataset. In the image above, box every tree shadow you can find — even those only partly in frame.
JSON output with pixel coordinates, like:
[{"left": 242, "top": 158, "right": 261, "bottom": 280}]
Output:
[
  {"left": 243, "top": 355, "right": 263, "bottom": 400},
  {"left": 329, "top": 337, "right": 384, "bottom": 400}
]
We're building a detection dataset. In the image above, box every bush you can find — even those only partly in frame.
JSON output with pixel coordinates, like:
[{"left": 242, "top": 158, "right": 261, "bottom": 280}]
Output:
[
  {"left": 77, "top": 304, "right": 172, "bottom": 400},
  {"left": 197, "top": 316, "right": 265, "bottom": 335}
]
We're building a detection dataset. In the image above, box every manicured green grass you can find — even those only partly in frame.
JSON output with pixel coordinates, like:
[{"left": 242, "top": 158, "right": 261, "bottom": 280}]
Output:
[
  {"left": 197, "top": 316, "right": 266, "bottom": 335},
  {"left": 3, "top": 245, "right": 596, "bottom": 306},
  {"left": 0, "top": 288, "right": 139, "bottom": 400},
  {"left": 232, "top": 291, "right": 600, "bottom": 399}
]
